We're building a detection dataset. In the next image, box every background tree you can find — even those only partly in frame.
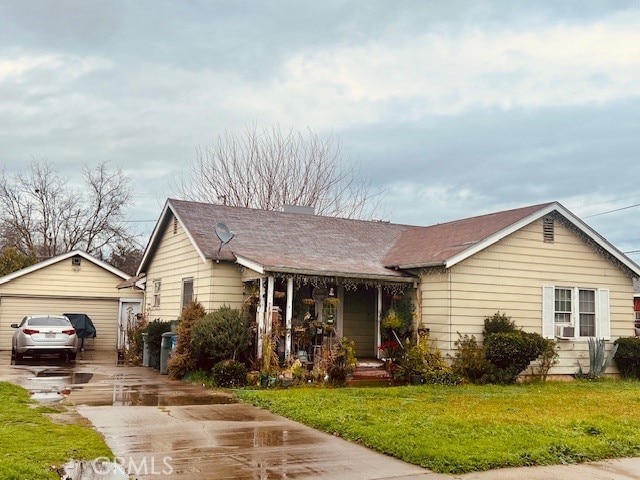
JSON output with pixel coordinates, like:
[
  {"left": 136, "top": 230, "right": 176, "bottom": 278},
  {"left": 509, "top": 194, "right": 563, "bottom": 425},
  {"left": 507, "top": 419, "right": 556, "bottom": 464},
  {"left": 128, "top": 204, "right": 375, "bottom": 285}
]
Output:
[
  {"left": 174, "top": 124, "right": 382, "bottom": 219},
  {"left": 0, "top": 247, "right": 37, "bottom": 276},
  {"left": 108, "top": 244, "right": 143, "bottom": 276},
  {"left": 0, "top": 159, "right": 137, "bottom": 262}
]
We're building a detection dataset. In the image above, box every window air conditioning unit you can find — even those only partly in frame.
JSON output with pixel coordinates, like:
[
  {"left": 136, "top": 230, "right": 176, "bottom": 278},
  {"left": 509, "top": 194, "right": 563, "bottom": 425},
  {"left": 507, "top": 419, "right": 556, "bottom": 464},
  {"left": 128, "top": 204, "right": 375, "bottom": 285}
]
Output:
[{"left": 555, "top": 325, "right": 575, "bottom": 339}]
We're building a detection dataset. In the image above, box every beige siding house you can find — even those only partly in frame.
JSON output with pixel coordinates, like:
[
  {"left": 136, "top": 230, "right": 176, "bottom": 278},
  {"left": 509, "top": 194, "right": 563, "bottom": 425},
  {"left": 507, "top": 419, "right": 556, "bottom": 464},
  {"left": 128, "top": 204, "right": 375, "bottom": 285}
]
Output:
[
  {"left": 139, "top": 199, "right": 640, "bottom": 376},
  {"left": 0, "top": 250, "right": 143, "bottom": 352}
]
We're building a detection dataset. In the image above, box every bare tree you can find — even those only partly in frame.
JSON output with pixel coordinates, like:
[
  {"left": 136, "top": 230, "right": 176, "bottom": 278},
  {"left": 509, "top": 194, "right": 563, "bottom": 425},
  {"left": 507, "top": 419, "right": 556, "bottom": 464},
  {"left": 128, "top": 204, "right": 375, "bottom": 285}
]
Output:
[
  {"left": 174, "top": 124, "right": 382, "bottom": 219},
  {"left": 0, "top": 159, "right": 136, "bottom": 260}
]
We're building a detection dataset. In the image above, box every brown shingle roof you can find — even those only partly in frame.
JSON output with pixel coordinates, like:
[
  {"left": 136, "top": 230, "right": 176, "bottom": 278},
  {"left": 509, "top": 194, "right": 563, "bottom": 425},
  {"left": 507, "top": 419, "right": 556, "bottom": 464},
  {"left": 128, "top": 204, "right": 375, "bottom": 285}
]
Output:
[
  {"left": 164, "top": 199, "right": 556, "bottom": 280},
  {"left": 170, "top": 199, "right": 411, "bottom": 279},
  {"left": 383, "top": 203, "right": 553, "bottom": 268}
]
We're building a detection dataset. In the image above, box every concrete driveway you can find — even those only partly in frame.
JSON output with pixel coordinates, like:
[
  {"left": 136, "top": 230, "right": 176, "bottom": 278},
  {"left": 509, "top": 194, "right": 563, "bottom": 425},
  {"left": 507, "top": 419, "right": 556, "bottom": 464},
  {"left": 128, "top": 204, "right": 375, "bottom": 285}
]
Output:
[{"left": 1, "top": 351, "right": 639, "bottom": 479}]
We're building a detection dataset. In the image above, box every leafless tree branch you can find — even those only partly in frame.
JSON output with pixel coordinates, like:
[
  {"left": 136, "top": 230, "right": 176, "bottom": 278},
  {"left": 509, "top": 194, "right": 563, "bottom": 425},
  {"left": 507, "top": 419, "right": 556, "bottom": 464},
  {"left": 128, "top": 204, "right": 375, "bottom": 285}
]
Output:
[
  {"left": 0, "top": 159, "right": 137, "bottom": 260},
  {"left": 172, "top": 124, "right": 384, "bottom": 219}
]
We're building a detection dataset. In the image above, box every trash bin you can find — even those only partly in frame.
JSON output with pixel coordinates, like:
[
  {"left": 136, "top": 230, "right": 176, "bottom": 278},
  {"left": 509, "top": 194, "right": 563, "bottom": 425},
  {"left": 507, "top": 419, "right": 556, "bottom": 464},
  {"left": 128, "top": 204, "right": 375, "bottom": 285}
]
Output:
[
  {"left": 142, "top": 333, "right": 150, "bottom": 367},
  {"left": 160, "top": 332, "right": 178, "bottom": 375}
]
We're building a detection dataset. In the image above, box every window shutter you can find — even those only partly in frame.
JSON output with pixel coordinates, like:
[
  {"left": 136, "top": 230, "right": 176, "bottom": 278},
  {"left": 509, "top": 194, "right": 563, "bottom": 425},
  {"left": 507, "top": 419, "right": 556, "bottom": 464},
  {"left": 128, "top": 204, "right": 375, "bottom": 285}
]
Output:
[
  {"left": 597, "top": 289, "right": 610, "bottom": 340},
  {"left": 542, "top": 285, "right": 555, "bottom": 339}
]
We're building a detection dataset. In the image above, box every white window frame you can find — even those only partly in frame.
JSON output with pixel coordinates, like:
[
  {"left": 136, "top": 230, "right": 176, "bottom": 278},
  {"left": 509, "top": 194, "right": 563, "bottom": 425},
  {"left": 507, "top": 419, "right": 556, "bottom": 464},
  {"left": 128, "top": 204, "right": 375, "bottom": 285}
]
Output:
[
  {"left": 152, "top": 279, "right": 161, "bottom": 308},
  {"left": 181, "top": 277, "right": 194, "bottom": 311},
  {"left": 542, "top": 285, "right": 610, "bottom": 340}
]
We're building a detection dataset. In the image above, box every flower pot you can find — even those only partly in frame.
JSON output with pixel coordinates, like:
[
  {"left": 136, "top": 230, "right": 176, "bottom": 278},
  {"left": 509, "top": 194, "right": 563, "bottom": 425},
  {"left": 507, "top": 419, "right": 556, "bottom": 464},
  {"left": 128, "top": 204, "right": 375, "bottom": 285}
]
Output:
[{"left": 410, "top": 374, "right": 423, "bottom": 385}]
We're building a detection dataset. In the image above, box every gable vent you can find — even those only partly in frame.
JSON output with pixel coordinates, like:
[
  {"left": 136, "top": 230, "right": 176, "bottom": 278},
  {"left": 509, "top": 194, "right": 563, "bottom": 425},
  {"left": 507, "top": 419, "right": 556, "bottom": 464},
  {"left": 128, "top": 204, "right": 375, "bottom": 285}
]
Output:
[
  {"left": 173, "top": 216, "right": 178, "bottom": 234},
  {"left": 71, "top": 256, "right": 82, "bottom": 267},
  {"left": 543, "top": 216, "right": 554, "bottom": 243}
]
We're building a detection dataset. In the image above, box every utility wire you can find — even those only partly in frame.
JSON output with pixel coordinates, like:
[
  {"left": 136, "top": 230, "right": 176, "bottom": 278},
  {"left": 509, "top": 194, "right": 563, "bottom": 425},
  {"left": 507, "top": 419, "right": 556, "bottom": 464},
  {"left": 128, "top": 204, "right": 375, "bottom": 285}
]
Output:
[{"left": 583, "top": 202, "right": 640, "bottom": 219}]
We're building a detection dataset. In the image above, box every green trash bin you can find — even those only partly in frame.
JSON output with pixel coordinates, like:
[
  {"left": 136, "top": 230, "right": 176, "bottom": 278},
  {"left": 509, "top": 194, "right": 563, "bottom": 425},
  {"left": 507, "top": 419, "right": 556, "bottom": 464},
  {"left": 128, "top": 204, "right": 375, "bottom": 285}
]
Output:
[{"left": 160, "top": 332, "right": 178, "bottom": 375}]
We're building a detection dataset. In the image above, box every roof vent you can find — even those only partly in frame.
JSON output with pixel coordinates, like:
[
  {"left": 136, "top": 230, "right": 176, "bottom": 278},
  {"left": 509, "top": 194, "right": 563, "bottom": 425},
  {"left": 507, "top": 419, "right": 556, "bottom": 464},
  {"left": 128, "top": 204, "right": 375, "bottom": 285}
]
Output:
[
  {"left": 280, "top": 205, "right": 315, "bottom": 215},
  {"left": 543, "top": 216, "right": 554, "bottom": 243}
]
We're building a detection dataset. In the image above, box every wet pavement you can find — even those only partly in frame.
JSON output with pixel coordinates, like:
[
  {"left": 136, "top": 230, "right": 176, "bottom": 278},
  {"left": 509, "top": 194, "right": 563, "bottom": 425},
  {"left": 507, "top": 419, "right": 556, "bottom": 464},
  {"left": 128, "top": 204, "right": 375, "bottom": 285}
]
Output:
[{"left": 1, "top": 351, "right": 640, "bottom": 479}]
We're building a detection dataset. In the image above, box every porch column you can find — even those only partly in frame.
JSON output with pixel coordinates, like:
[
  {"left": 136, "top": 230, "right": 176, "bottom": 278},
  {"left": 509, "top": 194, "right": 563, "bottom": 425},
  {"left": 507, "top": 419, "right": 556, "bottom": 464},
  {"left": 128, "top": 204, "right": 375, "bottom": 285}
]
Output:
[
  {"left": 256, "top": 277, "right": 265, "bottom": 358},
  {"left": 266, "top": 276, "right": 274, "bottom": 337},
  {"left": 376, "top": 286, "right": 382, "bottom": 359},
  {"left": 285, "top": 277, "right": 293, "bottom": 360}
]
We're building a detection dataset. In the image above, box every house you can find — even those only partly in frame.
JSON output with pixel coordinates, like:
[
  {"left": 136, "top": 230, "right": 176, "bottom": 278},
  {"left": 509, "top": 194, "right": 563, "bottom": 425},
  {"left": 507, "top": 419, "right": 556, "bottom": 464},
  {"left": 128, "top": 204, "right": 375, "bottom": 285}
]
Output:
[
  {"left": 138, "top": 199, "right": 640, "bottom": 376},
  {"left": 0, "top": 250, "right": 144, "bottom": 353}
]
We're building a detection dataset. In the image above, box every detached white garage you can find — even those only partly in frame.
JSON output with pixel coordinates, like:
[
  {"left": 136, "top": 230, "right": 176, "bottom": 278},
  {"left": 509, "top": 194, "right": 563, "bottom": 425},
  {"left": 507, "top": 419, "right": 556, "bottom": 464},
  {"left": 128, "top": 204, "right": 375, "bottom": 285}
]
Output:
[{"left": 0, "top": 250, "right": 143, "bottom": 353}]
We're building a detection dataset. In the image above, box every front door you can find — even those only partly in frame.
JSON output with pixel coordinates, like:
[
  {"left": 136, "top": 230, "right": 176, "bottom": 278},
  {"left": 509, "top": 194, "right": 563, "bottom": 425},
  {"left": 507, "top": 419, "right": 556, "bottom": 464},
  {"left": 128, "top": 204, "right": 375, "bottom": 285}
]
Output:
[{"left": 342, "top": 288, "right": 377, "bottom": 358}]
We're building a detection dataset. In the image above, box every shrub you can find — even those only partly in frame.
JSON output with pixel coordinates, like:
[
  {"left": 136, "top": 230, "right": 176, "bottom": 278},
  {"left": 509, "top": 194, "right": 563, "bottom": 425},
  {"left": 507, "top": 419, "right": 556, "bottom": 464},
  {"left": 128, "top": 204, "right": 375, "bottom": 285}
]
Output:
[
  {"left": 190, "top": 306, "right": 249, "bottom": 370},
  {"left": 614, "top": 337, "right": 640, "bottom": 379},
  {"left": 483, "top": 312, "right": 517, "bottom": 336},
  {"left": 484, "top": 331, "right": 547, "bottom": 384},
  {"left": 452, "top": 334, "right": 493, "bottom": 383},
  {"left": 146, "top": 319, "right": 172, "bottom": 369},
  {"left": 531, "top": 336, "right": 559, "bottom": 381},
  {"left": 211, "top": 360, "right": 248, "bottom": 387},
  {"left": 423, "top": 369, "right": 461, "bottom": 385},
  {"left": 394, "top": 331, "right": 451, "bottom": 383},
  {"left": 327, "top": 337, "right": 357, "bottom": 387},
  {"left": 168, "top": 301, "right": 206, "bottom": 379},
  {"left": 124, "top": 313, "right": 147, "bottom": 365}
]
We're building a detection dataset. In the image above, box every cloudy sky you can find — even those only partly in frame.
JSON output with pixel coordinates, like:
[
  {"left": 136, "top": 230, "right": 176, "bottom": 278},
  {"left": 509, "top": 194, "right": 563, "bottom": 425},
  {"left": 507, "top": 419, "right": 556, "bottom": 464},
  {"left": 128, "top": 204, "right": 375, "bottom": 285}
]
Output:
[{"left": 1, "top": 0, "right": 639, "bottom": 261}]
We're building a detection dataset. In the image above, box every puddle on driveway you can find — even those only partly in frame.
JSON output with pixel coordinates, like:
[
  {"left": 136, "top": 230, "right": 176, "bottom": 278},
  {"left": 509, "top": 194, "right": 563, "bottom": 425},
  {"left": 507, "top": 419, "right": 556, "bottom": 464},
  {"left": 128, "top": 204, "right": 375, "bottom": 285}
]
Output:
[
  {"left": 35, "top": 369, "right": 94, "bottom": 385},
  {"left": 109, "top": 391, "right": 236, "bottom": 407},
  {"left": 217, "top": 427, "right": 317, "bottom": 448}
]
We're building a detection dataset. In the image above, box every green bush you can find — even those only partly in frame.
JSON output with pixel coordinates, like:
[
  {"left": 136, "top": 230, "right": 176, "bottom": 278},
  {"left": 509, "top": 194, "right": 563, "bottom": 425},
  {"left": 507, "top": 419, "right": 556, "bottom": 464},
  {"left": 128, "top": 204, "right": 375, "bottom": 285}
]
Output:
[
  {"left": 423, "top": 369, "right": 461, "bottom": 385},
  {"left": 146, "top": 319, "right": 172, "bottom": 369},
  {"left": 454, "top": 312, "right": 550, "bottom": 384},
  {"left": 211, "top": 360, "right": 248, "bottom": 387},
  {"left": 614, "top": 337, "right": 640, "bottom": 379},
  {"left": 484, "top": 331, "right": 545, "bottom": 384},
  {"left": 483, "top": 311, "right": 517, "bottom": 336},
  {"left": 452, "top": 334, "right": 493, "bottom": 383},
  {"left": 190, "top": 306, "right": 249, "bottom": 370}
]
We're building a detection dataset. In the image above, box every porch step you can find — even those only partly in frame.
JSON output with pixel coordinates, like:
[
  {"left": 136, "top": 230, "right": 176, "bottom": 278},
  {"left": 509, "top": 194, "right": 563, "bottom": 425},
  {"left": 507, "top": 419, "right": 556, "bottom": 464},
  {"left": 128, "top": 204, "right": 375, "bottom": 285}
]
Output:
[{"left": 347, "top": 359, "right": 395, "bottom": 386}]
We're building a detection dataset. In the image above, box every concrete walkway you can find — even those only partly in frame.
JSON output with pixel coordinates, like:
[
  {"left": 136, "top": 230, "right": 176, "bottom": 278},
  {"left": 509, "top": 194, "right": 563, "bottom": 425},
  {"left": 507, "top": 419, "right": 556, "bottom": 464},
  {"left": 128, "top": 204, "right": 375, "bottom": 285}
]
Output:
[{"left": 2, "top": 351, "right": 640, "bottom": 479}]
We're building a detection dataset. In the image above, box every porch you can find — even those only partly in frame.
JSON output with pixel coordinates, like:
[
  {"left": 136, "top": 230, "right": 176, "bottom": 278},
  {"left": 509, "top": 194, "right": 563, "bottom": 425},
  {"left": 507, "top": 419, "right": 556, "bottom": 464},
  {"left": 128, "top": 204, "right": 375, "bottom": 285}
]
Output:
[{"left": 246, "top": 274, "right": 416, "bottom": 365}]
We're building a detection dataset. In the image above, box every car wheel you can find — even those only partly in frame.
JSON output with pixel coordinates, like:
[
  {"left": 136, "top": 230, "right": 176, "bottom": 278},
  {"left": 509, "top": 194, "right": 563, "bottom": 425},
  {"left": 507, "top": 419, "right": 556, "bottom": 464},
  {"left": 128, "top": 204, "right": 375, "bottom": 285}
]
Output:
[
  {"left": 10, "top": 347, "right": 16, "bottom": 364},
  {"left": 15, "top": 351, "right": 24, "bottom": 362},
  {"left": 69, "top": 353, "right": 77, "bottom": 361}
]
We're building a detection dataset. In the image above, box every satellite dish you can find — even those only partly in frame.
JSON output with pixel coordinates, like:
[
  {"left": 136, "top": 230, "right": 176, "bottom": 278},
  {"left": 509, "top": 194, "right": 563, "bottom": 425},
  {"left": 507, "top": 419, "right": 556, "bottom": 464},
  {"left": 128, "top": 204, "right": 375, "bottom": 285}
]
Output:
[{"left": 215, "top": 222, "right": 235, "bottom": 260}]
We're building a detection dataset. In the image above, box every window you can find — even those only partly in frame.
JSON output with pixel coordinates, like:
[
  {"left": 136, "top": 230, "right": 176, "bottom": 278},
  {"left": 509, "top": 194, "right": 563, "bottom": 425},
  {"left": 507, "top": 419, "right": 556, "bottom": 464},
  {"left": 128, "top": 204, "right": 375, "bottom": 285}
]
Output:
[
  {"left": 543, "top": 286, "right": 609, "bottom": 339},
  {"left": 578, "top": 289, "right": 595, "bottom": 337},
  {"left": 554, "top": 288, "right": 572, "bottom": 323},
  {"left": 152, "top": 279, "right": 161, "bottom": 308},
  {"left": 181, "top": 278, "right": 194, "bottom": 310}
]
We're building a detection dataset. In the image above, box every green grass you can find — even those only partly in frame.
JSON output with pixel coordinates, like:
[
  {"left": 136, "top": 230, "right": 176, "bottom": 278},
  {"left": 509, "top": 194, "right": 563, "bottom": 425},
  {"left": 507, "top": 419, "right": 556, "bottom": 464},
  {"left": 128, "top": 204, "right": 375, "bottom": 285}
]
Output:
[
  {"left": 0, "top": 382, "right": 112, "bottom": 480},
  {"left": 236, "top": 380, "right": 640, "bottom": 474}
]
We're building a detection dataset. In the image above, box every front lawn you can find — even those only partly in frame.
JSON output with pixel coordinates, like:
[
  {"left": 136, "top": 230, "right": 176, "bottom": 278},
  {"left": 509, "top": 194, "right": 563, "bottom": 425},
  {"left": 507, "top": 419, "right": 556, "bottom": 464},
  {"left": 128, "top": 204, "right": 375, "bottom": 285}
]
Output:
[
  {"left": 237, "top": 381, "right": 640, "bottom": 474},
  {"left": 0, "top": 382, "right": 112, "bottom": 480}
]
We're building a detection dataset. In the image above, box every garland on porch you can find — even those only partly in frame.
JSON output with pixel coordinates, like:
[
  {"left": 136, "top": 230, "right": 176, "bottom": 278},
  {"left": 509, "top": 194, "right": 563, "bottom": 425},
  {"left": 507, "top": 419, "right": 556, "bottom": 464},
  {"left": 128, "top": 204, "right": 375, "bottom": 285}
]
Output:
[{"left": 270, "top": 272, "right": 410, "bottom": 295}]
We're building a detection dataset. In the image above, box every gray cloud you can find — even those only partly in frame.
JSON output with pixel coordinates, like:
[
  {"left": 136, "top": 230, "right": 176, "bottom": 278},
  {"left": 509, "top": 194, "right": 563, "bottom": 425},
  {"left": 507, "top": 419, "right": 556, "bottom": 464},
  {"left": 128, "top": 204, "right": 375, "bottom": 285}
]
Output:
[{"left": 0, "top": 0, "right": 638, "bottom": 262}]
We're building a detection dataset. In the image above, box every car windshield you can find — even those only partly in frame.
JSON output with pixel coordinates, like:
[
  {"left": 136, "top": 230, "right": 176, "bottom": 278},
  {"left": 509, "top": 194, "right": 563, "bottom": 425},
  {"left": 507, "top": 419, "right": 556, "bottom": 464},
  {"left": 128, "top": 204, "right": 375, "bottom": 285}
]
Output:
[{"left": 28, "top": 317, "right": 70, "bottom": 327}]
